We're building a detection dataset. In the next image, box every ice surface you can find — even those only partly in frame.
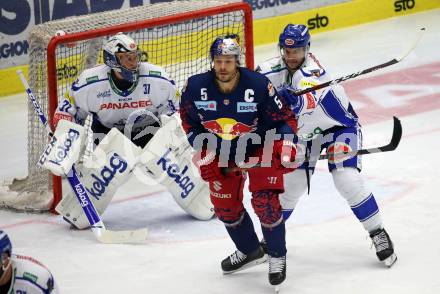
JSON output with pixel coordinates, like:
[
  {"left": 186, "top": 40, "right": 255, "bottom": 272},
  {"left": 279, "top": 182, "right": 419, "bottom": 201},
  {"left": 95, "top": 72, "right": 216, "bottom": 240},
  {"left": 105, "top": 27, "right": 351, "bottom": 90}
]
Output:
[{"left": 1, "top": 9, "right": 439, "bottom": 294}]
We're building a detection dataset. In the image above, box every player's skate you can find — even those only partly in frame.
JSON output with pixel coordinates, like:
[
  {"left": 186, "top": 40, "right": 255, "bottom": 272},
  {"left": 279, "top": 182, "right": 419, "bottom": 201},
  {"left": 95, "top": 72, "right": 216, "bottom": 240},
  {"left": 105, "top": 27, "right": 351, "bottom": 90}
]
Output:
[
  {"left": 269, "top": 255, "right": 286, "bottom": 293},
  {"left": 221, "top": 246, "right": 267, "bottom": 274},
  {"left": 370, "top": 228, "right": 397, "bottom": 267}
]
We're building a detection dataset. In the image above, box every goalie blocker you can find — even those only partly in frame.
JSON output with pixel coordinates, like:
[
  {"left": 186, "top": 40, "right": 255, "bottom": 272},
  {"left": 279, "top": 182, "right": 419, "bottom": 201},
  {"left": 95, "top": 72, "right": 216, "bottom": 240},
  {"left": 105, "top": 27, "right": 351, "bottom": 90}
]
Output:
[{"left": 48, "top": 114, "right": 213, "bottom": 230}]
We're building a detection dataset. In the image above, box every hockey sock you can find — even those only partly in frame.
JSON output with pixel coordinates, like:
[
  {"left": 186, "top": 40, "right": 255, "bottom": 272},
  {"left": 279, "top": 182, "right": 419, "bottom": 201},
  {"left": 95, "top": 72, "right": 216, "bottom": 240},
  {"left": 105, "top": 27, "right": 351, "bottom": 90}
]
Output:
[
  {"left": 282, "top": 209, "right": 293, "bottom": 221},
  {"left": 261, "top": 222, "right": 287, "bottom": 257},
  {"left": 350, "top": 193, "right": 382, "bottom": 232},
  {"left": 225, "top": 211, "right": 260, "bottom": 254}
]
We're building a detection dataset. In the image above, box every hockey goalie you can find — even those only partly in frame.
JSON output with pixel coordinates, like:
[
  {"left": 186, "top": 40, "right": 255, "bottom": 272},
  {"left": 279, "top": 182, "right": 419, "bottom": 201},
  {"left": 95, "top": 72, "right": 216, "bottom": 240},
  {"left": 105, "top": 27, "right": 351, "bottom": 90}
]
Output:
[{"left": 39, "top": 32, "right": 213, "bottom": 229}]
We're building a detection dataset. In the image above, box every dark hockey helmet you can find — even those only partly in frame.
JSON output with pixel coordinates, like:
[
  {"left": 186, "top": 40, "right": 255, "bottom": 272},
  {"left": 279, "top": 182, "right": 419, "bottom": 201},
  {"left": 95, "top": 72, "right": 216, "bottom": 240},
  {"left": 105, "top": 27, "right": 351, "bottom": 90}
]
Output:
[
  {"left": 210, "top": 34, "right": 241, "bottom": 63},
  {"left": 103, "top": 32, "right": 141, "bottom": 83},
  {"left": 0, "top": 230, "right": 11, "bottom": 257},
  {"left": 0, "top": 230, "right": 12, "bottom": 278},
  {"left": 279, "top": 24, "right": 310, "bottom": 49}
]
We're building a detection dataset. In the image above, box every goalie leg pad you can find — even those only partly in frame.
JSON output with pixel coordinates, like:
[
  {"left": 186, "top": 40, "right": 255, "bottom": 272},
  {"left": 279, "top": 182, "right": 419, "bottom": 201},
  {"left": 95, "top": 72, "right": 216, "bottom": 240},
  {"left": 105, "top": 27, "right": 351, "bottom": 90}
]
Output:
[
  {"left": 139, "top": 113, "right": 214, "bottom": 220},
  {"left": 56, "top": 128, "right": 141, "bottom": 229}
]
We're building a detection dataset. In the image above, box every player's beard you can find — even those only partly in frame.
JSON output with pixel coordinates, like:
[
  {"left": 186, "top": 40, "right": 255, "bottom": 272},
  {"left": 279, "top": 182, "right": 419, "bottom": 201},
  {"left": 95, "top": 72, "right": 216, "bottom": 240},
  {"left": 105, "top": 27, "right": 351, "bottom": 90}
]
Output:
[
  {"left": 215, "top": 69, "right": 240, "bottom": 93},
  {"left": 216, "top": 69, "right": 239, "bottom": 83},
  {"left": 284, "top": 56, "right": 304, "bottom": 72}
]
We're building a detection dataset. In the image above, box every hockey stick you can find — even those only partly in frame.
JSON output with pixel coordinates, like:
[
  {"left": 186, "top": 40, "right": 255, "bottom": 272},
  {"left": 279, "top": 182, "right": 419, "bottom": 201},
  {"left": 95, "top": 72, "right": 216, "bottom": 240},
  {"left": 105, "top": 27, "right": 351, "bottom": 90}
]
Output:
[
  {"left": 317, "top": 116, "right": 402, "bottom": 160},
  {"left": 222, "top": 116, "right": 402, "bottom": 174},
  {"left": 17, "top": 70, "right": 148, "bottom": 244},
  {"left": 292, "top": 28, "right": 426, "bottom": 96}
]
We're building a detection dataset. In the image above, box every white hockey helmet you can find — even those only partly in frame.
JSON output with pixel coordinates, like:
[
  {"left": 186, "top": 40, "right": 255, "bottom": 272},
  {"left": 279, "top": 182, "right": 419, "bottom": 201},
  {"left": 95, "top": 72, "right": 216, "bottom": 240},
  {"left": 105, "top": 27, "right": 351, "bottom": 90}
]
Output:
[{"left": 103, "top": 32, "right": 141, "bottom": 83}]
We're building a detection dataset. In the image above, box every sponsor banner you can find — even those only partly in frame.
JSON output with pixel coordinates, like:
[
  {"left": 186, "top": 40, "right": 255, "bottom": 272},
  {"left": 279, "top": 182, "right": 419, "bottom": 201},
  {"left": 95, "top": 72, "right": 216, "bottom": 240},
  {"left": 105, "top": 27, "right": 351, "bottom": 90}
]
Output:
[
  {"left": 252, "top": 0, "right": 440, "bottom": 46},
  {"left": 244, "top": 0, "right": 348, "bottom": 19},
  {"left": 0, "top": 0, "right": 174, "bottom": 69}
]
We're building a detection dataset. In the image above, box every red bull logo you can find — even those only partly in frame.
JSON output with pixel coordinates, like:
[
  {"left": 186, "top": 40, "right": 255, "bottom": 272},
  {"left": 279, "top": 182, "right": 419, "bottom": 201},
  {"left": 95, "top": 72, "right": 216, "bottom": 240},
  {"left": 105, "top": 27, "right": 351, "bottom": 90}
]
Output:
[{"left": 202, "top": 117, "right": 255, "bottom": 140}]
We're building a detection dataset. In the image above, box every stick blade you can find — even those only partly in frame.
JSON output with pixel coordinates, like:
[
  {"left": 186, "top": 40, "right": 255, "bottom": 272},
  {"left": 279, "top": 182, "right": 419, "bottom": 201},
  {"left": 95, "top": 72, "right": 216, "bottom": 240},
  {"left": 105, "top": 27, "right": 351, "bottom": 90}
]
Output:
[
  {"left": 96, "top": 228, "right": 149, "bottom": 244},
  {"left": 380, "top": 116, "right": 402, "bottom": 152}
]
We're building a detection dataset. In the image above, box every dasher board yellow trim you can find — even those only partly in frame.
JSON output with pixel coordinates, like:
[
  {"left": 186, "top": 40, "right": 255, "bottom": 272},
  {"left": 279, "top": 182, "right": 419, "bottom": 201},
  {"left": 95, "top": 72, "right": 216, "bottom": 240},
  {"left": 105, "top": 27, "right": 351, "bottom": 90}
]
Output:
[{"left": 253, "top": 0, "right": 440, "bottom": 46}]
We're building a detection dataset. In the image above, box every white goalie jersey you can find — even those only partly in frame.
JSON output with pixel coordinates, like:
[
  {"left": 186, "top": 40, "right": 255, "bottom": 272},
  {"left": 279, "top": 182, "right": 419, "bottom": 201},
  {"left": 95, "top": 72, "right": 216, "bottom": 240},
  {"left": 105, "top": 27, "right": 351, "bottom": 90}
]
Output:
[
  {"left": 257, "top": 53, "right": 358, "bottom": 141},
  {"left": 6, "top": 254, "right": 59, "bottom": 294},
  {"left": 55, "top": 62, "right": 178, "bottom": 132}
]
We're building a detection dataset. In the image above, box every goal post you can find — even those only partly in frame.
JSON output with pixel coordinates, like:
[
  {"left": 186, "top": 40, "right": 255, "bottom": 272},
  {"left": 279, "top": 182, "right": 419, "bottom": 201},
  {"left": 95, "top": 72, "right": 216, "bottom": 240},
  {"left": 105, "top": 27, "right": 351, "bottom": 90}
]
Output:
[{"left": 1, "top": 0, "right": 253, "bottom": 213}]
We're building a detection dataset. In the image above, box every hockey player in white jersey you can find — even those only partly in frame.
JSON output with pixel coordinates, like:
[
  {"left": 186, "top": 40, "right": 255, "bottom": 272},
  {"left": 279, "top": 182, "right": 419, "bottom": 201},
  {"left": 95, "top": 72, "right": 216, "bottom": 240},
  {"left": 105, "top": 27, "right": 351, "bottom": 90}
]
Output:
[
  {"left": 256, "top": 24, "right": 397, "bottom": 267},
  {"left": 0, "top": 230, "right": 59, "bottom": 293},
  {"left": 54, "top": 32, "right": 177, "bottom": 148},
  {"left": 48, "top": 32, "right": 213, "bottom": 230}
]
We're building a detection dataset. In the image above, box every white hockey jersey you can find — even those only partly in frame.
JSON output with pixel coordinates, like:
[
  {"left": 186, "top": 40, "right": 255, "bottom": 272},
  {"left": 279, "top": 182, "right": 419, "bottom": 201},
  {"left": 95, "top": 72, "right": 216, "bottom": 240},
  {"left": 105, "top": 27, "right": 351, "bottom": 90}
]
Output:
[
  {"left": 57, "top": 62, "right": 178, "bottom": 133},
  {"left": 4, "top": 254, "right": 59, "bottom": 294},
  {"left": 256, "top": 53, "right": 358, "bottom": 141}
]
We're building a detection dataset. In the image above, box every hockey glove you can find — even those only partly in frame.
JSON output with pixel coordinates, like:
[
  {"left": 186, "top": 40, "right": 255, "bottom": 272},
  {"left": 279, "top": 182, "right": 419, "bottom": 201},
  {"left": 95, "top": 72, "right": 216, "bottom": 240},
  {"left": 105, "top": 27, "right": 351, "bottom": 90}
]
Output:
[
  {"left": 192, "top": 149, "right": 226, "bottom": 182},
  {"left": 278, "top": 87, "right": 300, "bottom": 113},
  {"left": 53, "top": 110, "right": 74, "bottom": 128},
  {"left": 273, "top": 140, "right": 297, "bottom": 172}
]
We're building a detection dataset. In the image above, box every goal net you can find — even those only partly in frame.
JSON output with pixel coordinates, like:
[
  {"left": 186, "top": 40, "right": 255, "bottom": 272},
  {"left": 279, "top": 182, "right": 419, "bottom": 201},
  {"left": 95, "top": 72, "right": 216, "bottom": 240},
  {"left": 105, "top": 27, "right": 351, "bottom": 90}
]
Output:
[{"left": 0, "top": 0, "right": 253, "bottom": 212}]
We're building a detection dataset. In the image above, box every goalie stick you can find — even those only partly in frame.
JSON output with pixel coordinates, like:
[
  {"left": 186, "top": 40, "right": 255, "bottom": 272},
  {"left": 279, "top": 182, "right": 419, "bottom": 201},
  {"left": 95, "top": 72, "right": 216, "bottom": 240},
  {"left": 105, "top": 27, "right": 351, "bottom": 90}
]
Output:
[
  {"left": 222, "top": 116, "right": 402, "bottom": 174},
  {"left": 17, "top": 70, "right": 148, "bottom": 244},
  {"left": 291, "top": 28, "right": 426, "bottom": 96}
]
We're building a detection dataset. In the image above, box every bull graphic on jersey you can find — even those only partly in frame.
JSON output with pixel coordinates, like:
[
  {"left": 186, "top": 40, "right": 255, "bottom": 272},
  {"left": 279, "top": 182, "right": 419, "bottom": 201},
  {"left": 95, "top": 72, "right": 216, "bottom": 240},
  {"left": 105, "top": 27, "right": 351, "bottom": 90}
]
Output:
[{"left": 202, "top": 117, "right": 256, "bottom": 140}]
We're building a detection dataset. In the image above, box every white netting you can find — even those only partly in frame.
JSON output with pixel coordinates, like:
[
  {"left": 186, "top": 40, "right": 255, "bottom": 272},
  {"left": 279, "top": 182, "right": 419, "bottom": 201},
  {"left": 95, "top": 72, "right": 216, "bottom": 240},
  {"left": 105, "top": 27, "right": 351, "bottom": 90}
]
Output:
[{"left": 0, "top": 0, "right": 250, "bottom": 212}]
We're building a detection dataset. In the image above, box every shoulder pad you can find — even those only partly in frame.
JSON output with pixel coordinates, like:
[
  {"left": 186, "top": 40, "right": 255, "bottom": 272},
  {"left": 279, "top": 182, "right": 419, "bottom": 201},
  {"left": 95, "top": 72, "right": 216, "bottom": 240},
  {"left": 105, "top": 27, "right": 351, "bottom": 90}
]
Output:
[
  {"left": 256, "top": 57, "right": 283, "bottom": 74},
  {"left": 73, "top": 65, "right": 108, "bottom": 88},
  {"left": 302, "top": 53, "right": 326, "bottom": 77},
  {"left": 149, "top": 70, "right": 162, "bottom": 77},
  {"left": 141, "top": 63, "right": 166, "bottom": 77}
]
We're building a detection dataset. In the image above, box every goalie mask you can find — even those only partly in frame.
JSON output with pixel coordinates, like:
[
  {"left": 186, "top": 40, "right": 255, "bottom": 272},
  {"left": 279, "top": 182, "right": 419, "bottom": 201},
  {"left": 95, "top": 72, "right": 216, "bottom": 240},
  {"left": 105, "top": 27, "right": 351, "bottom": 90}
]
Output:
[
  {"left": 210, "top": 35, "right": 241, "bottom": 64},
  {"left": 279, "top": 24, "right": 310, "bottom": 70},
  {"left": 103, "top": 33, "right": 141, "bottom": 83}
]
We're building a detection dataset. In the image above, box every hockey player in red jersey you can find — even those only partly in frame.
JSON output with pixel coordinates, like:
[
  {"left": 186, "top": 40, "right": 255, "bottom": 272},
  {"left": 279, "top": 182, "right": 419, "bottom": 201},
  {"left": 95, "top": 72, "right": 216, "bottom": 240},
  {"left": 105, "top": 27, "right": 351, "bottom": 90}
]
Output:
[{"left": 180, "top": 35, "right": 298, "bottom": 288}]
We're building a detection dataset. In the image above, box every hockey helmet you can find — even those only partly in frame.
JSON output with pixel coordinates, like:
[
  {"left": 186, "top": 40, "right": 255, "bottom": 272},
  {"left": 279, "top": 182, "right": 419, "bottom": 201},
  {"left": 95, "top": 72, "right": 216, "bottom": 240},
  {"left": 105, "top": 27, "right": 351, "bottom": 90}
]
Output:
[
  {"left": 103, "top": 32, "right": 141, "bottom": 83},
  {"left": 279, "top": 24, "right": 310, "bottom": 49},
  {"left": 210, "top": 34, "right": 241, "bottom": 62},
  {"left": 0, "top": 230, "right": 11, "bottom": 257}
]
